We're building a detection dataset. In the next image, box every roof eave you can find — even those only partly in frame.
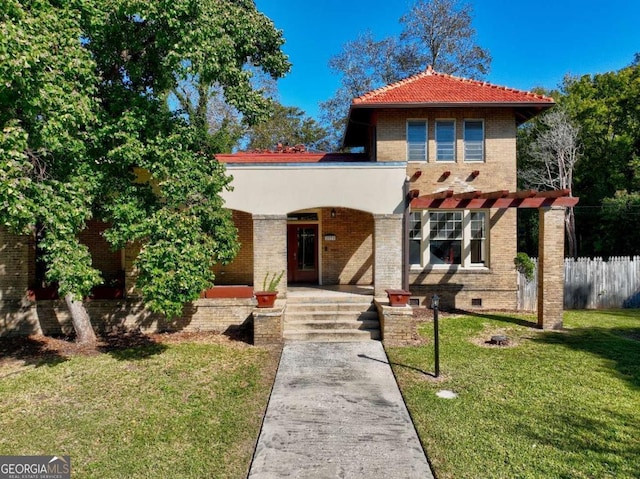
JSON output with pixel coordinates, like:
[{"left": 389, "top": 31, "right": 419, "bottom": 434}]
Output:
[{"left": 350, "top": 101, "right": 555, "bottom": 109}]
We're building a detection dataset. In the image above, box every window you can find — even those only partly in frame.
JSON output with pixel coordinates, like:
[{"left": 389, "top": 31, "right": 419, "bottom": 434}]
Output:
[
  {"left": 409, "top": 210, "right": 488, "bottom": 267},
  {"left": 435, "top": 120, "right": 455, "bottom": 161},
  {"left": 407, "top": 120, "right": 427, "bottom": 161},
  {"left": 470, "top": 212, "right": 486, "bottom": 264},
  {"left": 429, "top": 211, "right": 462, "bottom": 264},
  {"left": 464, "top": 120, "right": 484, "bottom": 162},
  {"left": 409, "top": 211, "right": 422, "bottom": 265}
]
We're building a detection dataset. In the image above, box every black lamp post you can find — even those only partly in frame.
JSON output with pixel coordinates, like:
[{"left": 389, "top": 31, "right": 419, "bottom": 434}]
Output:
[{"left": 431, "top": 294, "right": 440, "bottom": 378}]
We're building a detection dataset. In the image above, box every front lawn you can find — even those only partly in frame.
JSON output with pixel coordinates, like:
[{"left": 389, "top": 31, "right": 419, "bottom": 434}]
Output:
[
  {"left": 387, "top": 310, "right": 640, "bottom": 479},
  {"left": 0, "top": 332, "right": 280, "bottom": 479}
]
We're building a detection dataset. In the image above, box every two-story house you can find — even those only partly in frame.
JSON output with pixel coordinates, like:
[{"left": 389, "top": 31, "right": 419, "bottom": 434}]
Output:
[
  {"left": 0, "top": 67, "right": 576, "bottom": 339},
  {"left": 215, "top": 67, "right": 576, "bottom": 331}
]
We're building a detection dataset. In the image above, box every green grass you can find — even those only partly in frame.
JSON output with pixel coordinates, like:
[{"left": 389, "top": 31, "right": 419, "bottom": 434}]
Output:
[
  {"left": 387, "top": 310, "right": 640, "bottom": 479},
  {"left": 0, "top": 338, "right": 279, "bottom": 478}
]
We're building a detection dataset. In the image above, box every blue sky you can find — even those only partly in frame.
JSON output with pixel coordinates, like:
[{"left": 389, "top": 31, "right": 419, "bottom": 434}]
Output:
[{"left": 254, "top": 0, "right": 640, "bottom": 119}]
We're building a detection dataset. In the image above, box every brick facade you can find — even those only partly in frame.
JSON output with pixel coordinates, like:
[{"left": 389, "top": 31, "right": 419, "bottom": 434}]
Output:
[
  {"left": 375, "top": 108, "right": 517, "bottom": 191},
  {"left": 408, "top": 208, "right": 518, "bottom": 310},
  {"left": 212, "top": 210, "right": 253, "bottom": 285},
  {"left": 1, "top": 298, "right": 255, "bottom": 337},
  {"left": 374, "top": 107, "right": 521, "bottom": 310},
  {"left": 321, "top": 208, "right": 373, "bottom": 285}
]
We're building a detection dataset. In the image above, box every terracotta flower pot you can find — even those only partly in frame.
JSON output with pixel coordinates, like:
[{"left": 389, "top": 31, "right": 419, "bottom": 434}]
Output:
[
  {"left": 385, "top": 289, "right": 411, "bottom": 307},
  {"left": 255, "top": 291, "right": 278, "bottom": 308}
]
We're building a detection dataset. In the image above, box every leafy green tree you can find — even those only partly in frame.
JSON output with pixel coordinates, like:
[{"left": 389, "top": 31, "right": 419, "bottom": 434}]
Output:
[
  {"left": 1, "top": 0, "right": 289, "bottom": 342},
  {"left": 560, "top": 63, "right": 640, "bottom": 256},
  {"left": 597, "top": 191, "right": 640, "bottom": 256},
  {"left": 245, "top": 102, "right": 329, "bottom": 151},
  {"left": 320, "top": 0, "right": 490, "bottom": 149}
]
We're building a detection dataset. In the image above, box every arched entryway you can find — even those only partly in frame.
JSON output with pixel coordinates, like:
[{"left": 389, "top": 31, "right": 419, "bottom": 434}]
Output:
[{"left": 286, "top": 208, "right": 375, "bottom": 287}]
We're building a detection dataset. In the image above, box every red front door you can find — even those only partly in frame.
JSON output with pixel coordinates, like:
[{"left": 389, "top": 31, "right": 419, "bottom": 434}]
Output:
[{"left": 287, "top": 224, "right": 319, "bottom": 283}]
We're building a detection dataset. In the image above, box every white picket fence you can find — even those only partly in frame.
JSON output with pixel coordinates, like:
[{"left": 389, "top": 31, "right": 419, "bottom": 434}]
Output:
[{"left": 517, "top": 256, "right": 640, "bottom": 310}]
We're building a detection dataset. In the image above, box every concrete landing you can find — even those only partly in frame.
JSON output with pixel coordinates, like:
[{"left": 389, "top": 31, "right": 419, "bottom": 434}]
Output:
[{"left": 248, "top": 342, "right": 434, "bottom": 479}]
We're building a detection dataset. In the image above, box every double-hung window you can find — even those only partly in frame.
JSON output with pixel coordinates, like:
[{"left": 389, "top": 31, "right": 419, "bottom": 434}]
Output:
[
  {"left": 464, "top": 120, "right": 484, "bottom": 162},
  {"left": 409, "top": 210, "right": 488, "bottom": 267},
  {"left": 407, "top": 120, "right": 427, "bottom": 161},
  {"left": 409, "top": 211, "right": 422, "bottom": 265},
  {"left": 429, "top": 211, "right": 463, "bottom": 264},
  {"left": 435, "top": 120, "right": 455, "bottom": 161},
  {"left": 469, "top": 212, "right": 486, "bottom": 264}
]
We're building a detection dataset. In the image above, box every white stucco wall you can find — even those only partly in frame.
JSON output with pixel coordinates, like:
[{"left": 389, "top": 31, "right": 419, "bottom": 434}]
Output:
[{"left": 221, "top": 162, "right": 407, "bottom": 215}]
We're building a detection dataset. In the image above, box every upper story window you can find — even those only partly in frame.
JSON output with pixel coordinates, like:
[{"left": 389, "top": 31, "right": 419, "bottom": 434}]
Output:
[
  {"left": 407, "top": 120, "right": 427, "bottom": 161},
  {"left": 435, "top": 120, "right": 456, "bottom": 162},
  {"left": 464, "top": 119, "right": 484, "bottom": 162}
]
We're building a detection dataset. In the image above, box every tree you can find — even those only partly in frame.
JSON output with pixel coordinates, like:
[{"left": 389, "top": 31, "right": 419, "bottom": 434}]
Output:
[
  {"left": 172, "top": 78, "right": 245, "bottom": 154},
  {"left": 245, "top": 102, "right": 329, "bottom": 151},
  {"left": 597, "top": 191, "right": 640, "bottom": 256},
  {"left": 1, "top": 0, "right": 290, "bottom": 342},
  {"left": 320, "top": 0, "right": 490, "bottom": 149},
  {"left": 559, "top": 63, "right": 640, "bottom": 256},
  {"left": 518, "top": 108, "right": 582, "bottom": 257},
  {"left": 400, "top": 0, "right": 491, "bottom": 78}
]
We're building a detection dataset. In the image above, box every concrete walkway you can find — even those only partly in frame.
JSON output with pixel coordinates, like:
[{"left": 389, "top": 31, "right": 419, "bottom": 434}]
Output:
[{"left": 248, "top": 342, "right": 434, "bottom": 479}]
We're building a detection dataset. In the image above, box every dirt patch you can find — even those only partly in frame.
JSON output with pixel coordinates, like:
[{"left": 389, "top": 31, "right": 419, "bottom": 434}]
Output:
[
  {"left": 469, "top": 323, "right": 536, "bottom": 348},
  {"left": 0, "top": 328, "right": 255, "bottom": 369}
]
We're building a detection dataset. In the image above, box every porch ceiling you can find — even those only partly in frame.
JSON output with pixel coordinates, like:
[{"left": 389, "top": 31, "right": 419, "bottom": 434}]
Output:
[{"left": 410, "top": 188, "right": 579, "bottom": 209}]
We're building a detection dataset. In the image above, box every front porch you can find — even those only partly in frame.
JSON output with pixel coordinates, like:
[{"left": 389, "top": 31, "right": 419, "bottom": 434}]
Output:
[{"left": 218, "top": 159, "right": 409, "bottom": 298}]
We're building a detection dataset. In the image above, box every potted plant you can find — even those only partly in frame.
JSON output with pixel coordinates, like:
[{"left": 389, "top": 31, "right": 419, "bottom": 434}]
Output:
[
  {"left": 385, "top": 289, "right": 412, "bottom": 307},
  {"left": 255, "top": 271, "right": 284, "bottom": 308}
]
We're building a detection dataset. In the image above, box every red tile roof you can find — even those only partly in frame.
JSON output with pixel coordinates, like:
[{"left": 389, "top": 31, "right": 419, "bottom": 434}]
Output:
[
  {"left": 352, "top": 66, "right": 554, "bottom": 106},
  {"left": 216, "top": 152, "right": 368, "bottom": 164}
]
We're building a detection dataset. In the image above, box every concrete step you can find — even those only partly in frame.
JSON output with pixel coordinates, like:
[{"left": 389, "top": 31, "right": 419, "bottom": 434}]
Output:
[
  {"left": 285, "top": 318, "right": 380, "bottom": 331},
  {"left": 285, "top": 310, "right": 378, "bottom": 322},
  {"left": 285, "top": 302, "right": 375, "bottom": 313},
  {"left": 286, "top": 294, "right": 373, "bottom": 305},
  {"left": 283, "top": 304, "right": 380, "bottom": 341},
  {"left": 283, "top": 329, "right": 381, "bottom": 342}
]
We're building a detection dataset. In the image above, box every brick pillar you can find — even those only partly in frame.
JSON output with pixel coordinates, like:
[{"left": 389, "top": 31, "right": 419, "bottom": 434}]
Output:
[
  {"left": 373, "top": 214, "right": 403, "bottom": 297},
  {"left": 0, "top": 227, "right": 30, "bottom": 300},
  {"left": 124, "top": 243, "right": 141, "bottom": 297},
  {"left": 253, "top": 215, "right": 287, "bottom": 297},
  {"left": 537, "top": 207, "right": 565, "bottom": 329}
]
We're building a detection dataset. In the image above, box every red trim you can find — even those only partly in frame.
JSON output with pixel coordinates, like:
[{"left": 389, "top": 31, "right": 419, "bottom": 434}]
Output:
[{"left": 411, "top": 189, "right": 579, "bottom": 209}]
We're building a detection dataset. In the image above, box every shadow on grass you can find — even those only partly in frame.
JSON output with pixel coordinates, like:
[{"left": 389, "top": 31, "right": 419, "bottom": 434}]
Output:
[
  {"left": 455, "top": 310, "right": 538, "bottom": 328},
  {"left": 0, "top": 336, "right": 68, "bottom": 368},
  {"left": 358, "top": 353, "right": 436, "bottom": 377},
  {"left": 516, "top": 407, "right": 640, "bottom": 475},
  {"left": 98, "top": 328, "right": 168, "bottom": 360},
  {"left": 532, "top": 326, "right": 640, "bottom": 389}
]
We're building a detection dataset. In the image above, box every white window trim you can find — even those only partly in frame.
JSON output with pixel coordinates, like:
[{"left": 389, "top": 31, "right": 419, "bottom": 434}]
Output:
[
  {"left": 406, "top": 119, "right": 428, "bottom": 162},
  {"left": 463, "top": 118, "right": 485, "bottom": 163},
  {"left": 409, "top": 209, "right": 489, "bottom": 269},
  {"left": 435, "top": 119, "right": 457, "bottom": 163}
]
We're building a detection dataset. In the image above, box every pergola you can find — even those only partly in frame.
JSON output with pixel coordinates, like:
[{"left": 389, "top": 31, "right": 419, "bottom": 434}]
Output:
[{"left": 409, "top": 188, "right": 579, "bottom": 330}]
